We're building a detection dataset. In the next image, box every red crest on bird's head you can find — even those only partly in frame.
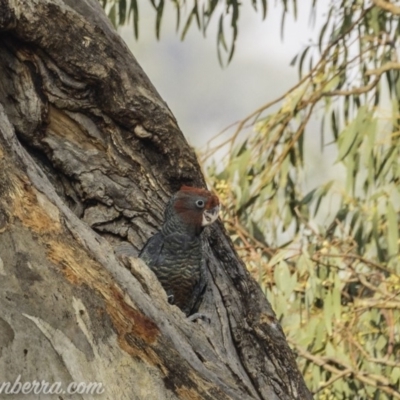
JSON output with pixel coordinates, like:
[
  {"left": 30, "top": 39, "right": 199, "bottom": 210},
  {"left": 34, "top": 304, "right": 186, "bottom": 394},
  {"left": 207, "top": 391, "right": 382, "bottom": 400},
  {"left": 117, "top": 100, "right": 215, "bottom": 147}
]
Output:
[
  {"left": 172, "top": 186, "right": 220, "bottom": 230},
  {"left": 178, "top": 185, "right": 219, "bottom": 209}
]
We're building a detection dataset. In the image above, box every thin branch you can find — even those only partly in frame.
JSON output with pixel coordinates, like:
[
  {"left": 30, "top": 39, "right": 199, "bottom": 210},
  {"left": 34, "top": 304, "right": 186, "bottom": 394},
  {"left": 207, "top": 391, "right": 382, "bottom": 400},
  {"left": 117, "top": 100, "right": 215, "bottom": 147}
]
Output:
[
  {"left": 356, "top": 299, "right": 400, "bottom": 309},
  {"left": 321, "top": 252, "right": 389, "bottom": 273},
  {"left": 369, "top": 357, "right": 400, "bottom": 368},
  {"left": 323, "top": 61, "right": 400, "bottom": 97},
  {"left": 324, "top": 75, "right": 380, "bottom": 97},
  {"left": 366, "top": 61, "right": 400, "bottom": 75},
  {"left": 313, "top": 368, "right": 352, "bottom": 394},
  {"left": 372, "top": 0, "right": 400, "bottom": 15}
]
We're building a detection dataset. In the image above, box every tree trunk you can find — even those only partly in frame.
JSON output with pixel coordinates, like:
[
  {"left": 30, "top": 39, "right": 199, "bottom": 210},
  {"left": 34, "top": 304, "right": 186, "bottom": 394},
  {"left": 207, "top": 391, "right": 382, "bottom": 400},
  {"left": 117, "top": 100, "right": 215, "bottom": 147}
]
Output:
[{"left": 0, "top": 1, "right": 312, "bottom": 399}]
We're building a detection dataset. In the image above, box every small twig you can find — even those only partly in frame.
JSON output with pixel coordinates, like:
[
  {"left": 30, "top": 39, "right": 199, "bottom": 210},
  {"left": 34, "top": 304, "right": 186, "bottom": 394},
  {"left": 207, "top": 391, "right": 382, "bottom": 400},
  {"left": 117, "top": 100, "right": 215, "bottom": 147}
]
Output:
[
  {"left": 314, "top": 368, "right": 352, "bottom": 393},
  {"left": 356, "top": 299, "right": 400, "bottom": 310}
]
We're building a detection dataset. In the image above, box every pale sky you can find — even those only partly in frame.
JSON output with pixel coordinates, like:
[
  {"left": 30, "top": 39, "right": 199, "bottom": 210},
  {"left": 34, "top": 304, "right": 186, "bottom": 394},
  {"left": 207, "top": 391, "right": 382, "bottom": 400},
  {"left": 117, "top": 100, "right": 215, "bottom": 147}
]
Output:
[
  {"left": 119, "top": 1, "right": 341, "bottom": 190},
  {"left": 120, "top": 1, "right": 326, "bottom": 148}
]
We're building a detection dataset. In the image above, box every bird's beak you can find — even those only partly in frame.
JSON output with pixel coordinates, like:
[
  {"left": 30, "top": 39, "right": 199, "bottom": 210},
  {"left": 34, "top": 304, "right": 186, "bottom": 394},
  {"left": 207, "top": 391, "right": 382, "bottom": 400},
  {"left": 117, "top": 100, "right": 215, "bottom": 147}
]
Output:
[{"left": 202, "top": 205, "right": 220, "bottom": 226}]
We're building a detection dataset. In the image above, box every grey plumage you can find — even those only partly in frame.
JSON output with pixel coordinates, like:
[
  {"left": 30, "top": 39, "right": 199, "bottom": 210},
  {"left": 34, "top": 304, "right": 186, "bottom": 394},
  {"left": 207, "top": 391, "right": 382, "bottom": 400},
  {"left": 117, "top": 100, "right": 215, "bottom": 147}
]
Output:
[{"left": 139, "top": 186, "right": 219, "bottom": 316}]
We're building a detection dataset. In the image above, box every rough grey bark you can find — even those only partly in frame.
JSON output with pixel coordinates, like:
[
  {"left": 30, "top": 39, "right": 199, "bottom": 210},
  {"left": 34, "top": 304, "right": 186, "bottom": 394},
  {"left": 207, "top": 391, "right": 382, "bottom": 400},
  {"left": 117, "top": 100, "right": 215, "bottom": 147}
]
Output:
[{"left": 0, "top": 1, "right": 313, "bottom": 399}]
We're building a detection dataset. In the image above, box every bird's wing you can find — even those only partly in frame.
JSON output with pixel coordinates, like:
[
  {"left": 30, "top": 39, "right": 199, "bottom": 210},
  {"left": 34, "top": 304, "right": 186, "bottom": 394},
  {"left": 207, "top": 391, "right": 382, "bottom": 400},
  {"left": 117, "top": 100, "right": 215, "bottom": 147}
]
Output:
[
  {"left": 139, "top": 231, "right": 195, "bottom": 268},
  {"left": 138, "top": 232, "right": 165, "bottom": 267},
  {"left": 188, "top": 247, "right": 207, "bottom": 314}
]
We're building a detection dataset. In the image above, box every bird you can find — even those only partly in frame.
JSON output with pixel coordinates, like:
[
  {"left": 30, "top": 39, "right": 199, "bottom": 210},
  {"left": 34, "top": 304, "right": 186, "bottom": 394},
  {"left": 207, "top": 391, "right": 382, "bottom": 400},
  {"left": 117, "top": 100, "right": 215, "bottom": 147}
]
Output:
[{"left": 139, "top": 186, "right": 220, "bottom": 317}]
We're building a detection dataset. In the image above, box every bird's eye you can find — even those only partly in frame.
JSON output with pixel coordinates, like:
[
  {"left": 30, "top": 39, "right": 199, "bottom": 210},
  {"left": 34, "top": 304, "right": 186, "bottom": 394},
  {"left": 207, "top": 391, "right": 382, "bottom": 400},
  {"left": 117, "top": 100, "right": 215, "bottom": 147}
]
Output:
[{"left": 196, "top": 199, "right": 205, "bottom": 208}]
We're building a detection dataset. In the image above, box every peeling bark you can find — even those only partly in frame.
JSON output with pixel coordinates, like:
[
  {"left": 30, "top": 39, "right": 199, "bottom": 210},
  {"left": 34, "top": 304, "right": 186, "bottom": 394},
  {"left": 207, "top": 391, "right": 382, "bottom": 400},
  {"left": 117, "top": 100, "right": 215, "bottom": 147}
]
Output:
[{"left": 0, "top": 1, "right": 313, "bottom": 399}]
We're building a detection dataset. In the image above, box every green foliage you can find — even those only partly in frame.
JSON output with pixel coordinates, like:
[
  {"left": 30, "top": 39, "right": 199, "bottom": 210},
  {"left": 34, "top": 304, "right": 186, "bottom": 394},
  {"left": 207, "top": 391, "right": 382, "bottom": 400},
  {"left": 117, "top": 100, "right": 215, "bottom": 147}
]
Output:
[
  {"left": 205, "top": 1, "right": 400, "bottom": 398},
  {"left": 100, "top": 0, "right": 268, "bottom": 64}
]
